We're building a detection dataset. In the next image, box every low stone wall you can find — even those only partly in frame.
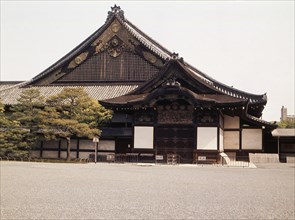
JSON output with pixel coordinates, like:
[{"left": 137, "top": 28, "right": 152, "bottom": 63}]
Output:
[
  {"left": 286, "top": 156, "right": 295, "bottom": 163},
  {"left": 249, "top": 153, "right": 279, "bottom": 163}
]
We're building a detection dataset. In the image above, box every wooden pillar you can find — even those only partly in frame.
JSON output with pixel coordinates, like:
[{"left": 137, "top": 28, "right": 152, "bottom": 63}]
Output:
[
  {"left": 40, "top": 141, "right": 43, "bottom": 158},
  {"left": 277, "top": 136, "right": 280, "bottom": 161},
  {"left": 58, "top": 140, "right": 61, "bottom": 158},
  {"left": 217, "top": 127, "right": 220, "bottom": 151},
  {"left": 77, "top": 139, "right": 80, "bottom": 159}
]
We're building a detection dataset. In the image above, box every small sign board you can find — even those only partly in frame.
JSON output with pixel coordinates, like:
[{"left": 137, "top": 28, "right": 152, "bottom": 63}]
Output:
[
  {"left": 155, "top": 155, "right": 164, "bottom": 160},
  {"left": 198, "top": 156, "right": 206, "bottom": 161},
  {"left": 93, "top": 137, "right": 100, "bottom": 143}
]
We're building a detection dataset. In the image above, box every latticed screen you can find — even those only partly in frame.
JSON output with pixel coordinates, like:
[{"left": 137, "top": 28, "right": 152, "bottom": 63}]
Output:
[{"left": 57, "top": 51, "right": 159, "bottom": 82}]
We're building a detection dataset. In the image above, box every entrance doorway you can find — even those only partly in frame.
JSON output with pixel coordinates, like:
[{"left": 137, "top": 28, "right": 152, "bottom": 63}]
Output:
[
  {"left": 155, "top": 126, "right": 195, "bottom": 163},
  {"left": 115, "top": 138, "right": 132, "bottom": 154}
]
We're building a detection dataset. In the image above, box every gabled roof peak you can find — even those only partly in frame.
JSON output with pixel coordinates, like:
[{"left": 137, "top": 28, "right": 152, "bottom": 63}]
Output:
[{"left": 107, "top": 4, "right": 125, "bottom": 21}]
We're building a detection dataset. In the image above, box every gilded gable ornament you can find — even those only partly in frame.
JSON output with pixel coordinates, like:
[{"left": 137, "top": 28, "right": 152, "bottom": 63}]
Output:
[
  {"left": 106, "top": 36, "right": 125, "bottom": 58},
  {"left": 69, "top": 52, "right": 88, "bottom": 68},
  {"left": 95, "top": 40, "right": 103, "bottom": 53},
  {"left": 108, "top": 48, "right": 121, "bottom": 58},
  {"left": 164, "top": 77, "right": 181, "bottom": 86},
  {"left": 111, "top": 23, "right": 120, "bottom": 33},
  {"left": 75, "top": 56, "right": 82, "bottom": 65},
  {"left": 143, "top": 51, "right": 157, "bottom": 64}
]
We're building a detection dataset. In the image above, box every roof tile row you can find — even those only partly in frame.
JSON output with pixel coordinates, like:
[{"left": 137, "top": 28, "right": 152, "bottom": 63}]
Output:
[{"left": 0, "top": 83, "right": 138, "bottom": 105}]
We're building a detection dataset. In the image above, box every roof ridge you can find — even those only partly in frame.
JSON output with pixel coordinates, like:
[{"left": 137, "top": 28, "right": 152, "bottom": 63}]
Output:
[
  {"left": 107, "top": 5, "right": 172, "bottom": 58},
  {"left": 26, "top": 15, "right": 117, "bottom": 86},
  {"left": 0, "top": 81, "right": 27, "bottom": 92},
  {"left": 110, "top": 11, "right": 171, "bottom": 60},
  {"left": 123, "top": 18, "right": 172, "bottom": 57}
]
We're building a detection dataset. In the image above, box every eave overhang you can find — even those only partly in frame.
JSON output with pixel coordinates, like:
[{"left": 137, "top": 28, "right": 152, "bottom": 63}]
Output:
[
  {"left": 241, "top": 113, "right": 278, "bottom": 129},
  {"left": 100, "top": 85, "right": 247, "bottom": 109},
  {"left": 130, "top": 59, "right": 267, "bottom": 106}
]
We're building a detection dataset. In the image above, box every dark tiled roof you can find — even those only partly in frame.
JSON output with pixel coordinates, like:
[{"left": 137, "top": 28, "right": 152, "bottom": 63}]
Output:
[
  {"left": 182, "top": 62, "right": 267, "bottom": 104},
  {"left": 25, "top": 6, "right": 266, "bottom": 105},
  {"left": 243, "top": 112, "right": 277, "bottom": 129},
  {"left": 26, "top": 8, "right": 173, "bottom": 86},
  {"left": 101, "top": 86, "right": 245, "bottom": 106},
  {"left": 0, "top": 83, "right": 138, "bottom": 105},
  {"left": 3, "top": 6, "right": 268, "bottom": 109}
]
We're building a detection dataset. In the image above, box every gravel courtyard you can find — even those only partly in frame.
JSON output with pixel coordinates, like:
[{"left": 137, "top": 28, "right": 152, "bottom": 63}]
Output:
[{"left": 1, "top": 162, "right": 294, "bottom": 220}]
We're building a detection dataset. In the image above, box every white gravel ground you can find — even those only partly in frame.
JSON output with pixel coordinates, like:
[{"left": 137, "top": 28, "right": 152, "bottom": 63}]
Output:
[{"left": 1, "top": 161, "right": 294, "bottom": 220}]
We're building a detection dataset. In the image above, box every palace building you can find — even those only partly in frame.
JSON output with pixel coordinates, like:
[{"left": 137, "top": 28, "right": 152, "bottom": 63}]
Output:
[{"left": 0, "top": 5, "right": 278, "bottom": 163}]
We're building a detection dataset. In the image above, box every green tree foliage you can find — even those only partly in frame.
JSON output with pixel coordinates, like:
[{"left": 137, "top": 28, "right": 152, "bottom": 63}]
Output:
[
  {"left": 277, "top": 120, "right": 295, "bottom": 128},
  {"left": 0, "top": 99, "right": 30, "bottom": 158},
  {"left": 11, "top": 88, "right": 44, "bottom": 126},
  {"left": 10, "top": 88, "right": 45, "bottom": 150},
  {"left": 41, "top": 88, "right": 112, "bottom": 161}
]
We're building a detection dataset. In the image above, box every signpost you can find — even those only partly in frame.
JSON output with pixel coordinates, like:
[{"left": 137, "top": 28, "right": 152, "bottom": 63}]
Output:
[{"left": 93, "top": 137, "right": 100, "bottom": 163}]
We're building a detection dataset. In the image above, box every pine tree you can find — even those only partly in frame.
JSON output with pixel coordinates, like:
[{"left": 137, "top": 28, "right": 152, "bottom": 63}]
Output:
[
  {"left": 10, "top": 88, "right": 45, "bottom": 152},
  {"left": 41, "top": 88, "right": 112, "bottom": 161},
  {"left": 0, "top": 99, "right": 30, "bottom": 158}
]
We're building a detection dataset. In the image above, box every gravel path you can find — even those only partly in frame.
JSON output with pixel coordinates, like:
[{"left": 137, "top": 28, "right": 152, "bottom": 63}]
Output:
[{"left": 1, "top": 162, "right": 294, "bottom": 220}]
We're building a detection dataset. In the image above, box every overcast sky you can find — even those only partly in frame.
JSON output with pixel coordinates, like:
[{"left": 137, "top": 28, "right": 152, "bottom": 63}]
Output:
[{"left": 1, "top": 1, "right": 294, "bottom": 122}]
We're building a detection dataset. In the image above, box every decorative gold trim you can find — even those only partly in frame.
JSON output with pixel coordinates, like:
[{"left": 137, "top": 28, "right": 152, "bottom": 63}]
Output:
[
  {"left": 75, "top": 56, "right": 82, "bottom": 64},
  {"left": 143, "top": 51, "right": 157, "bottom": 64},
  {"left": 111, "top": 23, "right": 120, "bottom": 33}
]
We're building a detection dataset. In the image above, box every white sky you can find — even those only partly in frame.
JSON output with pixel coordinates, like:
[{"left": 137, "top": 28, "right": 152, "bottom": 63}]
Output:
[{"left": 1, "top": 1, "right": 294, "bottom": 122}]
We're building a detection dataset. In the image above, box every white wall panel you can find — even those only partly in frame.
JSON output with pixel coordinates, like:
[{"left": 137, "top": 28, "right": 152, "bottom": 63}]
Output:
[
  {"left": 98, "top": 140, "right": 115, "bottom": 151},
  {"left": 78, "top": 152, "right": 92, "bottom": 159},
  {"left": 219, "top": 128, "right": 224, "bottom": 151},
  {"left": 197, "top": 127, "right": 218, "bottom": 150},
  {"left": 134, "top": 126, "right": 154, "bottom": 149},
  {"left": 79, "top": 140, "right": 115, "bottom": 151},
  {"left": 42, "top": 151, "right": 58, "bottom": 158},
  {"left": 242, "top": 129, "right": 262, "bottom": 150},
  {"left": 79, "top": 140, "right": 93, "bottom": 150},
  {"left": 224, "top": 131, "right": 240, "bottom": 150},
  {"left": 43, "top": 140, "right": 59, "bottom": 149},
  {"left": 224, "top": 115, "right": 240, "bottom": 129},
  {"left": 60, "top": 139, "right": 67, "bottom": 150},
  {"left": 60, "top": 151, "right": 76, "bottom": 159},
  {"left": 58, "top": 139, "right": 77, "bottom": 150}
]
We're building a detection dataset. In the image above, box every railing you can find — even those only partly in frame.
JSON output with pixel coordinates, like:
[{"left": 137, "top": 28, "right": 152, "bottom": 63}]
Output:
[
  {"left": 115, "top": 153, "right": 139, "bottom": 163},
  {"left": 0, "top": 154, "right": 250, "bottom": 167},
  {"left": 167, "top": 154, "right": 179, "bottom": 165}
]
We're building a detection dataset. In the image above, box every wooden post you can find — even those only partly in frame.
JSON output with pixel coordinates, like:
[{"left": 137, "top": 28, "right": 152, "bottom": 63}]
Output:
[
  {"left": 95, "top": 142, "right": 97, "bottom": 164},
  {"left": 277, "top": 136, "right": 280, "bottom": 161},
  {"left": 93, "top": 137, "right": 100, "bottom": 164}
]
